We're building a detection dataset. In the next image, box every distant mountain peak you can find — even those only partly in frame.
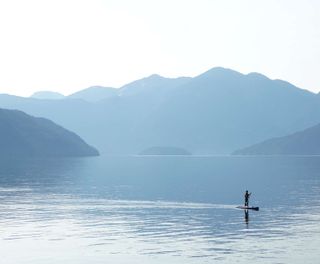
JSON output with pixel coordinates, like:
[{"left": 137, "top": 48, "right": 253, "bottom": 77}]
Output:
[
  {"left": 68, "top": 86, "right": 117, "bottom": 102},
  {"left": 135, "top": 74, "right": 166, "bottom": 86},
  {"left": 246, "top": 72, "right": 270, "bottom": 80},
  {"left": 31, "top": 91, "right": 65, "bottom": 100},
  {"left": 119, "top": 74, "right": 191, "bottom": 97},
  {"left": 70, "top": 85, "right": 116, "bottom": 93},
  {"left": 207, "top": 66, "right": 242, "bottom": 74},
  {"left": 197, "top": 67, "right": 244, "bottom": 80},
  {"left": 147, "top": 74, "right": 164, "bottom": 79}
]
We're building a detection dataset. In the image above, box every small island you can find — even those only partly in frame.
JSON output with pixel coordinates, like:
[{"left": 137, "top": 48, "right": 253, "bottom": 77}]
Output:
[{"left": 139, "top": 146, "right": 192, "bottom": 156}]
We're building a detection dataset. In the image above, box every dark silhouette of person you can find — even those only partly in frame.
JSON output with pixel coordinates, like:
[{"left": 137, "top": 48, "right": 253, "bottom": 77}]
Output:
[
  {"left": 244, "top": 209, "right": 249, "bottom": 225},
  {"left": 244, "top": 190, "right": 251, "bottom": 206}
]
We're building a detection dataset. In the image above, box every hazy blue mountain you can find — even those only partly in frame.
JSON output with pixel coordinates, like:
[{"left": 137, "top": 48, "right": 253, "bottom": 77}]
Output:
[
  {"left": 31, "top": 91, "right": 65, "bottom": 100},
  {"left": 1, "top": 67, "right": 320, "bottom": 155},
  {"left": 68, "top": 86, "right": 118, "bottom": 102},
  {"left": 131, "top": 67, "right": 320, "bottom": 154},
  {"left": 233, "top": 123, "right": 320, "bottom": 155},
  {"left": 119, "top": 74, "right": 192, "bottom": 97},
  {"left": 0, "top": 108, "right": 99, "bottom": 157},
  {"left": 0, "top": 94, "right": 100, "bottom": 151},
  {"left": 83, "top": 75, "right": 193, "bottom": 153},
  {"left": 139, "top": 146, "right": 191, "bottom": 155}
]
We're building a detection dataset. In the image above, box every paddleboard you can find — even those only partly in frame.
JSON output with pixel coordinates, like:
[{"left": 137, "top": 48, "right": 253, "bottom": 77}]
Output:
[{"left": 236, "top": 206, "right": 259, "bottom": 211}]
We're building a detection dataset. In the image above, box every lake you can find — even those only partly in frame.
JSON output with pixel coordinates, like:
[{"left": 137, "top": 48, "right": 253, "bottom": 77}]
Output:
[{"left": 0, "top": 155, "right": 319, "bottom": 263}]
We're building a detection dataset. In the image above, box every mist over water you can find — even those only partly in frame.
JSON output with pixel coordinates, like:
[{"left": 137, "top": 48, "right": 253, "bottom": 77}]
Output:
[{"left": 1, "top": 156, "right": 320, "bottom": 263}]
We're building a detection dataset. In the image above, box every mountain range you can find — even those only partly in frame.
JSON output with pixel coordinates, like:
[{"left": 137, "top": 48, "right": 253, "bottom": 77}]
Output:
[
  {"left": 31, "top": 86, "right": 118, "bottom": 102},
  {"left": 0, "top": 108, "right": 99, "bottom": 157},
  {"left": 2, "top": 67, "right": 320, "bottom": 155},
  {"left": 233, "top": 122, "right": 320, "bottom": 155}
]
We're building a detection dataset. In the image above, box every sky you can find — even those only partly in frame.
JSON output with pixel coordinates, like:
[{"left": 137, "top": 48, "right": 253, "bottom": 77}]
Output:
[{"left": 0, "top": 0, "right": 319, "bottom": 96}]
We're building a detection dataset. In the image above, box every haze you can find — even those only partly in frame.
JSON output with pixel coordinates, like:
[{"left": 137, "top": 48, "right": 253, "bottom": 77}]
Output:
[{"left": 0, "top": 0, "right": 319, "bottom": 96}]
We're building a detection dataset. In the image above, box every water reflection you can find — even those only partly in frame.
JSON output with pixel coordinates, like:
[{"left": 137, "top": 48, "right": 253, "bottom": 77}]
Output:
[
  {"left": 244, "top": 210, "right": 249, "bottom": 226},
  {"left": 0, "top": 156, "right": 320, "bottom": 263}
]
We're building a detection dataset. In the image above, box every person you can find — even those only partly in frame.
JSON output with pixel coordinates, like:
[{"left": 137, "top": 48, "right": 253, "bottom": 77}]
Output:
[{"left": 244, "top": 190, "right": 251, "bottom": 206}]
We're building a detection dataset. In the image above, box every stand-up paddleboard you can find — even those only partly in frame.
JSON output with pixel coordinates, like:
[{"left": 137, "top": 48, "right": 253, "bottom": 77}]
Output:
[{"left": 236, "top": 206, "right": 259, "bottom": 211}]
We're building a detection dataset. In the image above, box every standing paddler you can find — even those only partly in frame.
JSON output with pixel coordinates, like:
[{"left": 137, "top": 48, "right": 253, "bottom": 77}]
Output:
[{"left": 244, "top": 190, "right": 251, "bottom": 207}]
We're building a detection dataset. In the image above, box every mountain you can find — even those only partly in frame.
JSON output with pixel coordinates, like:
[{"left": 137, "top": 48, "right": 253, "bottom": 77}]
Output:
[
  {"left": 31, "top": 91, "right": 65, "bottom": 100},
  {"left": 130, "top": 67, "right": 320, "bottom": 154},
  {"left": 68, "top": 86, "right": 118, "bottom": 102},
  {"left": 0, "top": 93, "right": 98, "bottom": 149},
  {"left": 233, "top": 123, "right": 320, "bottom": 155},
  {"left": 119, "top": 74, "right": 191, "bottom": 97},
  {"left": 0, "top": 108, "right": 99, "bottom": 157},
  {"left": 1, "top": 67, "right": 320, "bottom": 155},
  {"left": 0, "top": 75, "right": 189, "bottom": 154}
]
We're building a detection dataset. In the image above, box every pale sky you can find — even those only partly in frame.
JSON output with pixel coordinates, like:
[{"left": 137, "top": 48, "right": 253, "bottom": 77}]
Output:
[{"left": 0, "top": 0, "right": 319, "bottom": 96}]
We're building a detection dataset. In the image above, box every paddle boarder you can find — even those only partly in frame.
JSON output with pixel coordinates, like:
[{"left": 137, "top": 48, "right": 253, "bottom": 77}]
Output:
[{"left": 244, "top": 190, "right": 251, "bottom": 206}]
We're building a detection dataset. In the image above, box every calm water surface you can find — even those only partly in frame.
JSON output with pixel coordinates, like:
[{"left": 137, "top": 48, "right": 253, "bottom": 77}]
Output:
[{"left": 0, "top": 156, "right": 319, "bottom": 263}]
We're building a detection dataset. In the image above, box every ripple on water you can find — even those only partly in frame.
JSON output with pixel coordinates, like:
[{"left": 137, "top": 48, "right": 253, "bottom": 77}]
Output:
[{"left": 0, "top": 186, "right": 320, "bottom": 263}]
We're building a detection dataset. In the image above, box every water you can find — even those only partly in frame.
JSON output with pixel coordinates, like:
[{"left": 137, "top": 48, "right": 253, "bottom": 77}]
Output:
[{"left": 0, "top": 156, "right": 320, "bottom": 263}]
